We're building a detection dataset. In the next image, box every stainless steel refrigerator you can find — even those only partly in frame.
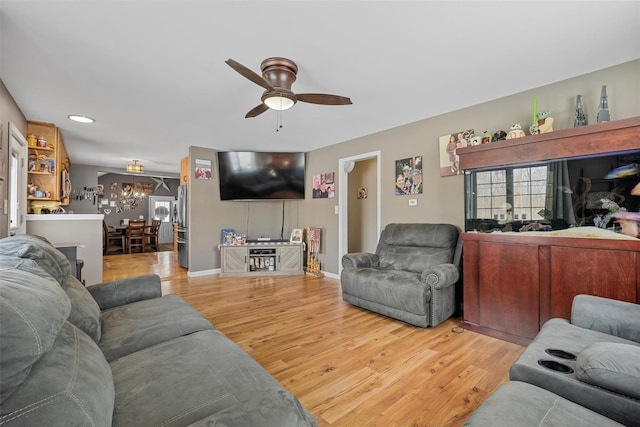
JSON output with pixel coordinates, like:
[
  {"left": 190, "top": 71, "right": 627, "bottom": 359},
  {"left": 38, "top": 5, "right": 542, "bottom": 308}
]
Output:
[{"left": 176, "top": 185, "right": 188, "bottom": 268}]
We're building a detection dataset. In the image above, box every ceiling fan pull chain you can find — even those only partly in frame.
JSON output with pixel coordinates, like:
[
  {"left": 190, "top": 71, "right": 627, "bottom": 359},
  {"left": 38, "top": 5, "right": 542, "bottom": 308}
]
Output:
[{"left": 276, "top": 108, "right": 284, "bottom": 132}]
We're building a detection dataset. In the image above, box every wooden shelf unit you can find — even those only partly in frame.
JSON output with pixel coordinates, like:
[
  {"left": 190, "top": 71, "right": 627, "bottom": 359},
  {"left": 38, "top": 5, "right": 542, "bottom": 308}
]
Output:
[
  {"left": 458, "top": 116, "right": 640, "bottom": 171},
  {"left": 458, "top": 117, "right": 640, "bottom": 345},
  {"left": 219, "top": 243, "right": 304, "bottom": 277},
  {"left": 26, "top": 120, "right": 70, "bottom": 208}
]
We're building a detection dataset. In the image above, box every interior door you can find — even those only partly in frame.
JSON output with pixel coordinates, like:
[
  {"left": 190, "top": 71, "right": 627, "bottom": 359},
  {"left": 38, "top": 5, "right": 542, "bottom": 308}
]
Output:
[
  {"left": 8, "top": 123, "right": 28, "bottom": 236},
  {"left": 148, "top": 195, "right": 175, "bottom": 244}
]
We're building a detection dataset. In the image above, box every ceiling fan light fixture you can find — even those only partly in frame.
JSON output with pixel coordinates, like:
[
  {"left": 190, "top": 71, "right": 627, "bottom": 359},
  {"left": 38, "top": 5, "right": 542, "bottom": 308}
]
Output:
[
  {"left": 262, "top": 93, "right": 296, "bottom": 111},
  {"left": 126, "top": 160, "right": 144, "bottom": 173}
]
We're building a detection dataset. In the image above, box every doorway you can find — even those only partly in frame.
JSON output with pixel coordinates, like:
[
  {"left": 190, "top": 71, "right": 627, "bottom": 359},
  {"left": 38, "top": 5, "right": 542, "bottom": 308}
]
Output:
[
  {"left": 8, "top": 123, "right": 28, "bottom": 236},
  {"left": 148, "top": 195, "right": 175, "bottom": 244},
  {"left": 338, "top": 150, "right": 381, "bottom": 274}
]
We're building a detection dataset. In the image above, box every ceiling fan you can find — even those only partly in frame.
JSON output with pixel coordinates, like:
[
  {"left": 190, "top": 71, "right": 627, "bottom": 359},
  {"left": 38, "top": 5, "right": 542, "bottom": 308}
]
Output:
[{"left": 225, "top": 57, "right": 352, "bottom": 118}]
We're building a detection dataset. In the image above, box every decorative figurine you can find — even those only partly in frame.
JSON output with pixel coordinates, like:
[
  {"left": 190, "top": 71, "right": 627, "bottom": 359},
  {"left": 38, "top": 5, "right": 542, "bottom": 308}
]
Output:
[
  {"left": 574, "top": 94, "right": 587, "bottom": 127},
  {"left": 481, "top": 131, "right": 493, "bottom": 144},
  {"left": 529, "top": 97, "right": 539, "bottom": 135},
  {"left": 536, "top": 110, "right": 554, "bottom": 133},
  {"left": 597, "top": 85, "right": 610, "bottom": 123},
  {"left": 506, "top": 123, "right": 526, "bottom": 139},
  {"left": 529, "top": 98, "right": 554, "bottom": 134},
  {"left": 493, "top": 130, "right": 507, "bottom": 141}
]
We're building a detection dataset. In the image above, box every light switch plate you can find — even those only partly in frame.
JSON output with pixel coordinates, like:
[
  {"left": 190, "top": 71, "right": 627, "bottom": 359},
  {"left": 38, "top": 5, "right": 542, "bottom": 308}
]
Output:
[{"left": 409, "top": 199, "right": 418, "bottom": 206}]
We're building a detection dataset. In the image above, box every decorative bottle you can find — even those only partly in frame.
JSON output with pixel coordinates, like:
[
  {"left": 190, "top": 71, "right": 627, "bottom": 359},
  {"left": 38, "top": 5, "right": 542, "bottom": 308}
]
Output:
[
  {"left": 574, "top": 95, "right": 587, "bottom": 127},
  {"left": 597, "top": 85, "right": 610, "bottom": 123}
]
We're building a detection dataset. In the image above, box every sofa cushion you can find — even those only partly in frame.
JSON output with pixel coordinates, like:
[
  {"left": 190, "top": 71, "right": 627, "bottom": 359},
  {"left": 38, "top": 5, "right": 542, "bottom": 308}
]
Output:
[
  {"left": 0, "top": 260, "right": 71, "bottom": 405},
  {"left": 510, "top": 318, "right": 640, "bottom": 426},
  {"left": 377, "top": 223, "right": 458, "bottom": 273},
  {"left": 340, "top": 268, "right": 430, "bottom": 315},
  {"left": 110, "top": 329, "right": 316, "bottom": 427},
  {"left": 0, "top": 322, "right": 114, "bottom": 426},
  {"left": 99, "top": 294, "right": 215, "bottom": 361},
  {"left": 575, "top": 342, "right": 640, "bottom": 400},
  {"left": 463, "top": 381, "right": 625, "bottom": 427},
  {"left": 61, "top": 275, "right": 102, "bottom": 343},
  {"left": 0, "top": 234, "right": 71, "bottom": 284}
]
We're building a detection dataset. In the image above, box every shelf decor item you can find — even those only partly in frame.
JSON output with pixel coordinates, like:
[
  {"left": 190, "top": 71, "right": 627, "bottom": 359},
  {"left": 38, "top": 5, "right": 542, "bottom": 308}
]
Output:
[
  {"left": 290, "top": 228, "right": 303, "bottom": 243},
  {"left": 221, "top": 228, "right": 236, "bottom": 244},
  {"left": 574, "top": 94, "right": 587, "bottom": 127},
  {"left": 506, "top": 123, "right": 526, "bottom": 139},
  {"left": 305, "top": 226, "right": 323, "bottom": 277},
  {"left": 529, "top": 97, "right": 554, "bottom": 134},
  {"left": 597, "top": 85, "right": 611, "bottom": 123}
]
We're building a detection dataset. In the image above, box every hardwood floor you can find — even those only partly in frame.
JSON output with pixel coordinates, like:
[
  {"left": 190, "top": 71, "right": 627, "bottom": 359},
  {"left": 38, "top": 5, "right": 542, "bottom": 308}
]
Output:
[{"left": 103, "top": 251, "right": 524, "bottom": 427}]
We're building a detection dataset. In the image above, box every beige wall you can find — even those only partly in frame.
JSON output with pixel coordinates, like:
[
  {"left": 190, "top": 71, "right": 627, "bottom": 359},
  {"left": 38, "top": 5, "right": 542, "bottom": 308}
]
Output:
[
  {"left": 5, "top": 61, "right": 639, "bottom": 271},
  {"left": 0, "top": 80, "right": 27, "bottom": 238},
  {"left": 189, "top": 59, "right": 640, "bottom": 275}
]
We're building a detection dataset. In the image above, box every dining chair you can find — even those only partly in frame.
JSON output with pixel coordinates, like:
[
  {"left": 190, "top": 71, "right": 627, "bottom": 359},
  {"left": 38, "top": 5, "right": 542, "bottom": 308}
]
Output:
[
  {"left": 102, "top": 220, "right": 124, "bottom": 255},
  {"left": 126, "top": 220, "right": 147, "bottom": 253},
  {"left": 144, "top": 219, "right": 162, "bottom": 252}
]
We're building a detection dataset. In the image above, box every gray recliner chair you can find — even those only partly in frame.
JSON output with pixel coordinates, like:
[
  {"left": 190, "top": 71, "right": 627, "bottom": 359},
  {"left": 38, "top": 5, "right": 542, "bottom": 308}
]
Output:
[{"left": 340, "top": 223, "right": 461, "bottom": 327}]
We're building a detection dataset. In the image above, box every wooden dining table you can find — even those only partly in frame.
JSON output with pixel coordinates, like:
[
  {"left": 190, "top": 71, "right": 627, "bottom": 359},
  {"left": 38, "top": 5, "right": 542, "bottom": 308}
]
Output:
[{"left": 109, "top": 223, "right": 152, "bottom": 253}]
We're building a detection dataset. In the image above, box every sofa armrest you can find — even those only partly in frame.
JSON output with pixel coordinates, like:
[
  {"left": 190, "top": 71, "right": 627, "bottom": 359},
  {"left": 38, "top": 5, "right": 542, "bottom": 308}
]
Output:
[
  {"left": 571, "top": 294, "right": 640, "bottom": 343},
  {"left": 421, "top": 263, "right": 459, "bottom": 290},
  {"left": 87, "top": 274, "right": 162, "bottom": 310},
  {"left": 342, "top": 253, "right": 379, "bottom": 269}
]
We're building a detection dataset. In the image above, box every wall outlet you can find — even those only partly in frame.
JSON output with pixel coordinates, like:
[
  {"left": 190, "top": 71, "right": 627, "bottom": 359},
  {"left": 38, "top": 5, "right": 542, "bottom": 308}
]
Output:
[{"left": 409, "top": 199, "right": 418, "bottom": 207}]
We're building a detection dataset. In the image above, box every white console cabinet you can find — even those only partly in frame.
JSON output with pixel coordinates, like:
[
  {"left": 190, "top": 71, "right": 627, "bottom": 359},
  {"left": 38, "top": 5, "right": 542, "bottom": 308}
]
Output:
[{"left": 219, "top": 243, "right": 304, "bottom": 277}]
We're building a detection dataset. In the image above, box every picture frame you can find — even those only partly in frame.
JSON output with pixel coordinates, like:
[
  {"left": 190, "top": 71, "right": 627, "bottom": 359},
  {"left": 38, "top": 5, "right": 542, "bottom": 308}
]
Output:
[
  {"left": 395, "top": 156, "right": 422, "bottom": 196},
  {"left": 438, "top": 129, "right": 474, "bottom": 177},
  {"left": 312, "top": 172, "right": 335, "bottom": 198},
  {"left": 221, "top": 228, "right": 236, "bottom": 244},
  {"left": 290, "top": 228, "right": 303, "bottom": 243}
]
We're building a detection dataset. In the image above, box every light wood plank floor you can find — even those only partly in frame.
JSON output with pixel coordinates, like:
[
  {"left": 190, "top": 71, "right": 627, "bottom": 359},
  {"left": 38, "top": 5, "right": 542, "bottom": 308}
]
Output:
[{"left": 103, "top": 251, "right": 524, "bottom": 427}]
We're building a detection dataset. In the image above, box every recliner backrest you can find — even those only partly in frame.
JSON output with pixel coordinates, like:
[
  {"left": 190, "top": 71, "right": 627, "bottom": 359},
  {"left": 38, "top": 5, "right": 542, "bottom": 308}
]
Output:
[{"left": 375, "top": 223, "right": 459, "bottom": 273}]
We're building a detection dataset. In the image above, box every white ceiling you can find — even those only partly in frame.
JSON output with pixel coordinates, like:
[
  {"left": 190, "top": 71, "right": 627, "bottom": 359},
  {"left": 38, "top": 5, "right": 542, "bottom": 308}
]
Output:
[{"left": 1, "top": 1, "right": 639, "bottom": 175}]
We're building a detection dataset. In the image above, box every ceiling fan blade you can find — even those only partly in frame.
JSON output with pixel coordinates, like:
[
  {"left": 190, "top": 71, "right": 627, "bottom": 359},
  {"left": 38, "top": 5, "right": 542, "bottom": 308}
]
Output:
[
  {"left": 245, "top": 103, "right": 269, "bottom": 118},
  {"left": 296, "top": 93, "right": 352, "bottom": 106},
  {"left": 225, "top": 59, "right": 273, "bottom": 91}
]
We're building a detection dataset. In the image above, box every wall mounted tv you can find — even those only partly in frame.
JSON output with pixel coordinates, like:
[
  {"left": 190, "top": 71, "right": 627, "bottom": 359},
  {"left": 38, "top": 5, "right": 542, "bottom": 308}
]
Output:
[{"left": 217, "top": 151, "right": 306, "bottom": 201}]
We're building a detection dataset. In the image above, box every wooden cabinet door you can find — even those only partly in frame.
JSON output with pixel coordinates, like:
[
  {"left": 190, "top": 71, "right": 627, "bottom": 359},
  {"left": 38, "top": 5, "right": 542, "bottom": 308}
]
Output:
[
  {"left": 277, "top": 245, "right": 302, "bottom": 273},
  {"left": 180, "top": 156, "right": 190, "bottom": 185},
  {"left": 222, "top": 246, "right": 247, "bottom": 273},
  {"left": 542, "top": 246, "right": 637, "bottom": 322},
  {"left": 478, "top": 241, "right": 540, "bottom": 340}
]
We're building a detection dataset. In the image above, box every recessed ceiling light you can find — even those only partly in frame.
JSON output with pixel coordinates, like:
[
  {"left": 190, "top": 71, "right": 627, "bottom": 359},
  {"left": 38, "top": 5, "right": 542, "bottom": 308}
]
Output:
[{"left": 67, "top": 114, "right": 95, "bottom": 124}]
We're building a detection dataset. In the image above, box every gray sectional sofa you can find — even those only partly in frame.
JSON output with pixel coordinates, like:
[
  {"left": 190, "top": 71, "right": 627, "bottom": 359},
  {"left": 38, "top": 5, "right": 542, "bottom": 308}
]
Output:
[
  {"left": 0, "top": 234, "right": 317, "bottom": 426},
  {"left": 464, "top": 294, "right": 640, "bottom": 427}
]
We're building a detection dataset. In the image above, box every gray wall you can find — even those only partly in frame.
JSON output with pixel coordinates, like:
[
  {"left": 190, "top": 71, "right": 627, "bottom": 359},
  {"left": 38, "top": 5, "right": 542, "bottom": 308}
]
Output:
[
  {"left": 0, "top": 80, "right": 27, "bottom": 238},
  {"left": 188, "top": 59, "right": 640, "bottom": 275},
  {"left": 67, "top": 164, "right": 179, "bottom": 223}
]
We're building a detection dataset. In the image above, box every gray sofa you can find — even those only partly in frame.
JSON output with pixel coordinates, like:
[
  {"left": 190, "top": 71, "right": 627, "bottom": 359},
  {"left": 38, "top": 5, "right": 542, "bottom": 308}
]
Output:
[
  {"left": 0, "top": 234, "right": 317, "bottom": 426},
  {"left": 340, "top": 223, "right": 461, "bottom": 327},
  {"left": 464, "top": 295, "right": 640, "bottom": 427}
]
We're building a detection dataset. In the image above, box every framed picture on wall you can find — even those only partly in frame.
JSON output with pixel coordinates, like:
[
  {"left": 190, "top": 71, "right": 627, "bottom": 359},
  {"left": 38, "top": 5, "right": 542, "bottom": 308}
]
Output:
[
  {"left": 395, "top": 156, "right": 422, "bottom": 195},
  {"left": 438, "top": 129, "right": 474, "bottom": 177}
]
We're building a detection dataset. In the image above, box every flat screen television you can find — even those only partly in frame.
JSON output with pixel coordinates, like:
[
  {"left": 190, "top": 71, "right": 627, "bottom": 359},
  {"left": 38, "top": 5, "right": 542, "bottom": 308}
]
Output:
[{"left": 217, "top": 151, "right": 306, "bottom": 200}]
